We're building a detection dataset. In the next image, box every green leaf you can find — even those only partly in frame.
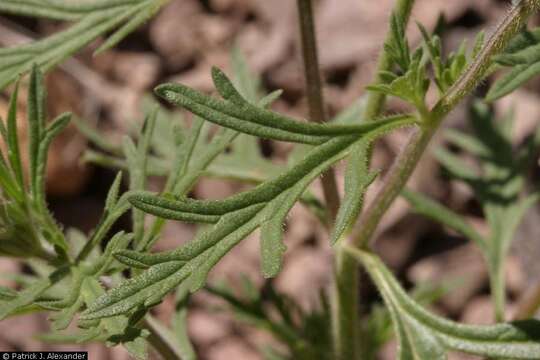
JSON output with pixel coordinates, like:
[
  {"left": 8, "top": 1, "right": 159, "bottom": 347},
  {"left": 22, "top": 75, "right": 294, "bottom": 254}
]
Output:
[
  {"left": 443, "top": 128, "right": 490, "bottom": 157},
  {"left": 93, "top": 1, "right": 163, "bottom": 55},
  {"left": 205, "top": 50, "right": 286, "bottom": 185},
  {"left": 231, "top": 46, "right": 261, "bottom": 103},
  {"left": 75, "top": 193, "right": 132, "bottom": 263},
  {"left": 163, "top": 116, "right": 204, "bottom": 196},
  {"left": 434, "top": 148, "right": 478, "bottom": 182},
  {"left": 0, "top": 0, "right": 169, "bottom": 90},
  {"left": 72, "top": 116, "right": 122, "bottom": 155},
  {"left": 80, "top": 277, "right": 148, "bottom": 360},
  {"left": 367, "top": 53, "right": 429, "bottom": 109},
  {"left": 48, "top": 296, "right": 84, "bottom": 331},
  {"left": 260, "top": 182, "right": 306, "bottom": 278},
  {"left": 105, "top": 172, "right": 123, "bottom": 212},
  {"left": 0, "top": 267, "right": 68, "bottom": 320},
  {"left": 486, "top": 62, "right": 540, "bottom": 102},
  {"left": 331, "top": 143, "right": 377, "bottom": 245},
  {"left": 418, "top": 23, "right": 483, "bottom": 93},
  {"left": 345, "top": 247, "right": 540, "bottom": 359},
  {"left": 401, "top": 189, "right": 486, "bottom": 252},
  {"left": 0, "top": 286, "right": 17, "bottom": 301},
  {"left": 37, "top": 328, "right": 108, "bottom": 344},
  {"left": 0, "top": 0, "right": 142, "bottom": 21},
  {"left": 27, "top": 65, "right": 46, "bottom": 196},
  {"left": 126, "top": 110, "right": 157, "bottom": 244},
  {"left": 35, "top": 112, "right": 71, "bottom": 210},
  {"left": 155, "top": 68, "right": 417, "bottom": 145},
  {"left": 78, "top": 59, "right": 416, "bottom": 334},
  {"left": 6, "top": 81, "right": 25, "bottom": 187},
  {"left": 115, "top": 205, "right": 262, "bottom": 269},
  {"left": 486, "top": 27, "right": 540, "bottom": 101},
  {"left": 81, "top": 261, "right": 189, "bottom": 320},
  {"left": 88, "top": 134, "right": 372, "bottom": 317},
  {"left": 427, "top": 101, "right": 539, "bottom": 321},
  {"left": 85, "top": 231, "right": 134, "bottom": 276},
  {"left": 386, "top": 12, "right": 411, "bottom": 71}
]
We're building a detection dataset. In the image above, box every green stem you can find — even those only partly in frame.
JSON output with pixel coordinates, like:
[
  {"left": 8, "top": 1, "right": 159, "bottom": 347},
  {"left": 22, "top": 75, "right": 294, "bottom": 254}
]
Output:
[
  {"left": 432, "top": 0, "right": 540, "bottom": 118},
  {"left": 143, "top": 316, "right": 191, "bottom": 360},
  {"left": 489, "top": 260, "right": 506, "bottom": 322},
  {"left": 332, "top": 246, "right": 360, "bottom": 360},
  {"left": 332, "top": 1, "right": 415, "bottom": 359},
  {"left": 296, "top": 0, "right": 341, "bottom": 221},
  {"left": 351, "top": 0, "right": 539, "bottom": 250},
  {"left": 339, "top": 2, "right": 539, "bottom": 345},
  {"left": 352, "top": 125, "right": 433, "bottom": 248}
]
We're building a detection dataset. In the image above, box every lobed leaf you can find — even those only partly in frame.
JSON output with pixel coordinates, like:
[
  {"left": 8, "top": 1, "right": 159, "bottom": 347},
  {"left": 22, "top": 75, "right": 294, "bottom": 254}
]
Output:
[
  {"left": 345, "top": 247, "right": 540, "bottom": 359},
  {"left": 0, "top": 0, "right": 143, "bottom": 21},
  {"left": 486, "top": 27, "right": 540, "bottom": 101},
  {"left": 81, "top": 260, "right": 193, "bottom": 320},
  {"left": 402, "top": 189, "right": 486, "bottom": 252},
  {"left": 367, "top": 51, "right": 429, "bottom": 109},
  {"left": 85, "top": 109, "right": 408, "bottom": 317},
  {"left": 0, "top": 0, "right": 169, "bottom": 90},
  {"left": 155, "top": 68, "right": 416, "bottom": 145},
  {"left": 0, "top": 267, "right": 68, "bottom": 320},
  {"left": 331, "top": 143, "right": 377, "bottom": 245},
  {"left": 80, "top": 278, "right": 148, "bottom": 360}
]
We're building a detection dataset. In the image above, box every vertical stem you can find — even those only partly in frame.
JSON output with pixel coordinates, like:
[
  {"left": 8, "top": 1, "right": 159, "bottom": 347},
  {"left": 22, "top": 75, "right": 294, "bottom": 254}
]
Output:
[
  {"left": 332, "top": 1, "right": 415, "bottom": 359},
  {"left": 333, "top": 246, "right": 360, "bottom": 359},
  {"left": 296, "top": 0, "right": 341, "bottom": 220},
  {"left": 489, "top": 258, "right": 506, "bottom": 322},
  {"left": 351, "top": 125, "right": 434, "bottom": 249},
  {"left": 296, "top": 1, "right": 357, "bottom": 357},
  {"left": 338, "top": 6, "right": 538, "bottom": 356}
]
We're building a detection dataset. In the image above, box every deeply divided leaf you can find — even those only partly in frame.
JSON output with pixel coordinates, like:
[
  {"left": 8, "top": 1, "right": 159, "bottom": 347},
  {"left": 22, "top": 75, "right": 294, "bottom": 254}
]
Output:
[{"left": 345, "top": 247, "right": 540, "bottom": 359}]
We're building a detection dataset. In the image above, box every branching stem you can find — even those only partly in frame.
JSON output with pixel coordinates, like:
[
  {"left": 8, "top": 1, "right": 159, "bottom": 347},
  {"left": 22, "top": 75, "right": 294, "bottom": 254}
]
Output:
[
  {"left": 351, "top": 0, "right": 540, "bottom": 250},
  {"left": 333, "top": 1, "right": 540, "bottom": 358},
  {"left": 332, "top": 1, "right": 415, "bottom": 358}
]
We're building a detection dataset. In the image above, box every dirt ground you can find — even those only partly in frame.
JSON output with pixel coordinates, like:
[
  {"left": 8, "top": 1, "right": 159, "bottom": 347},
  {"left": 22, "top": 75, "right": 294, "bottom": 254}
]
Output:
[{"left": 0, "top": 0, "right": 539, "bottom": 359}]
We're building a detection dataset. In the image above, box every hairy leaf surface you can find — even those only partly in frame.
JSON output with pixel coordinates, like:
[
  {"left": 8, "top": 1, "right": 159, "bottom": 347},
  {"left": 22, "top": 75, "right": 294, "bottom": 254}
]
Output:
[{"left": 345, "top": 247, "right": 540, "bottom": 359}]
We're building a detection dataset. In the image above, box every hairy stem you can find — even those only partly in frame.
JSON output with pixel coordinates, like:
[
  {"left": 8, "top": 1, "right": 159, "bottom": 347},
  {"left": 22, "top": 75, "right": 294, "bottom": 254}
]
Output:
[
  {"left": 352, "top": 125, "right": 433, "bottom": 248},
  {"left": 332, "top": 1, "right": 415, "bottom": 359},
  {"left": 336, "top": 5, "right": 540, "bottom": 349},
  {"left": 296, "top": 0, "right": 341, "bottom": 221},
  {"left": 351, "top": 0, "right": 539, "bottom": 250},
  {"left": 432, "top": 0, "right": 540, "bottom": 118}
]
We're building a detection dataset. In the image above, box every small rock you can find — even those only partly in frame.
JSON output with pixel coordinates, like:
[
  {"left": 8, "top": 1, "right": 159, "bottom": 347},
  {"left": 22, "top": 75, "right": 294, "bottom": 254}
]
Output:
[
  {"left": 275, "top": 248, "right": 332, "bottom": 309},
  {"left": 113, "top": 52, "right": 161, "bottom": 90},
  {"left": 206, "top": 337, "right": 260, "bottom": 360},
  {"left": 189, "top": 310, "right": 231, "bottom": 346},
  {"left": 408, "top": 244, "right": 488, "bottom": 313}
]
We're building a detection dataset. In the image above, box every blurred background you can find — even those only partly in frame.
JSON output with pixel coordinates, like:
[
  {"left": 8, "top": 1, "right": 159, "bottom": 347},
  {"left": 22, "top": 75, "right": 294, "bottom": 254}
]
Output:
[{"left": 0, "top": 0, "right": 539, "bottom": 359}]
